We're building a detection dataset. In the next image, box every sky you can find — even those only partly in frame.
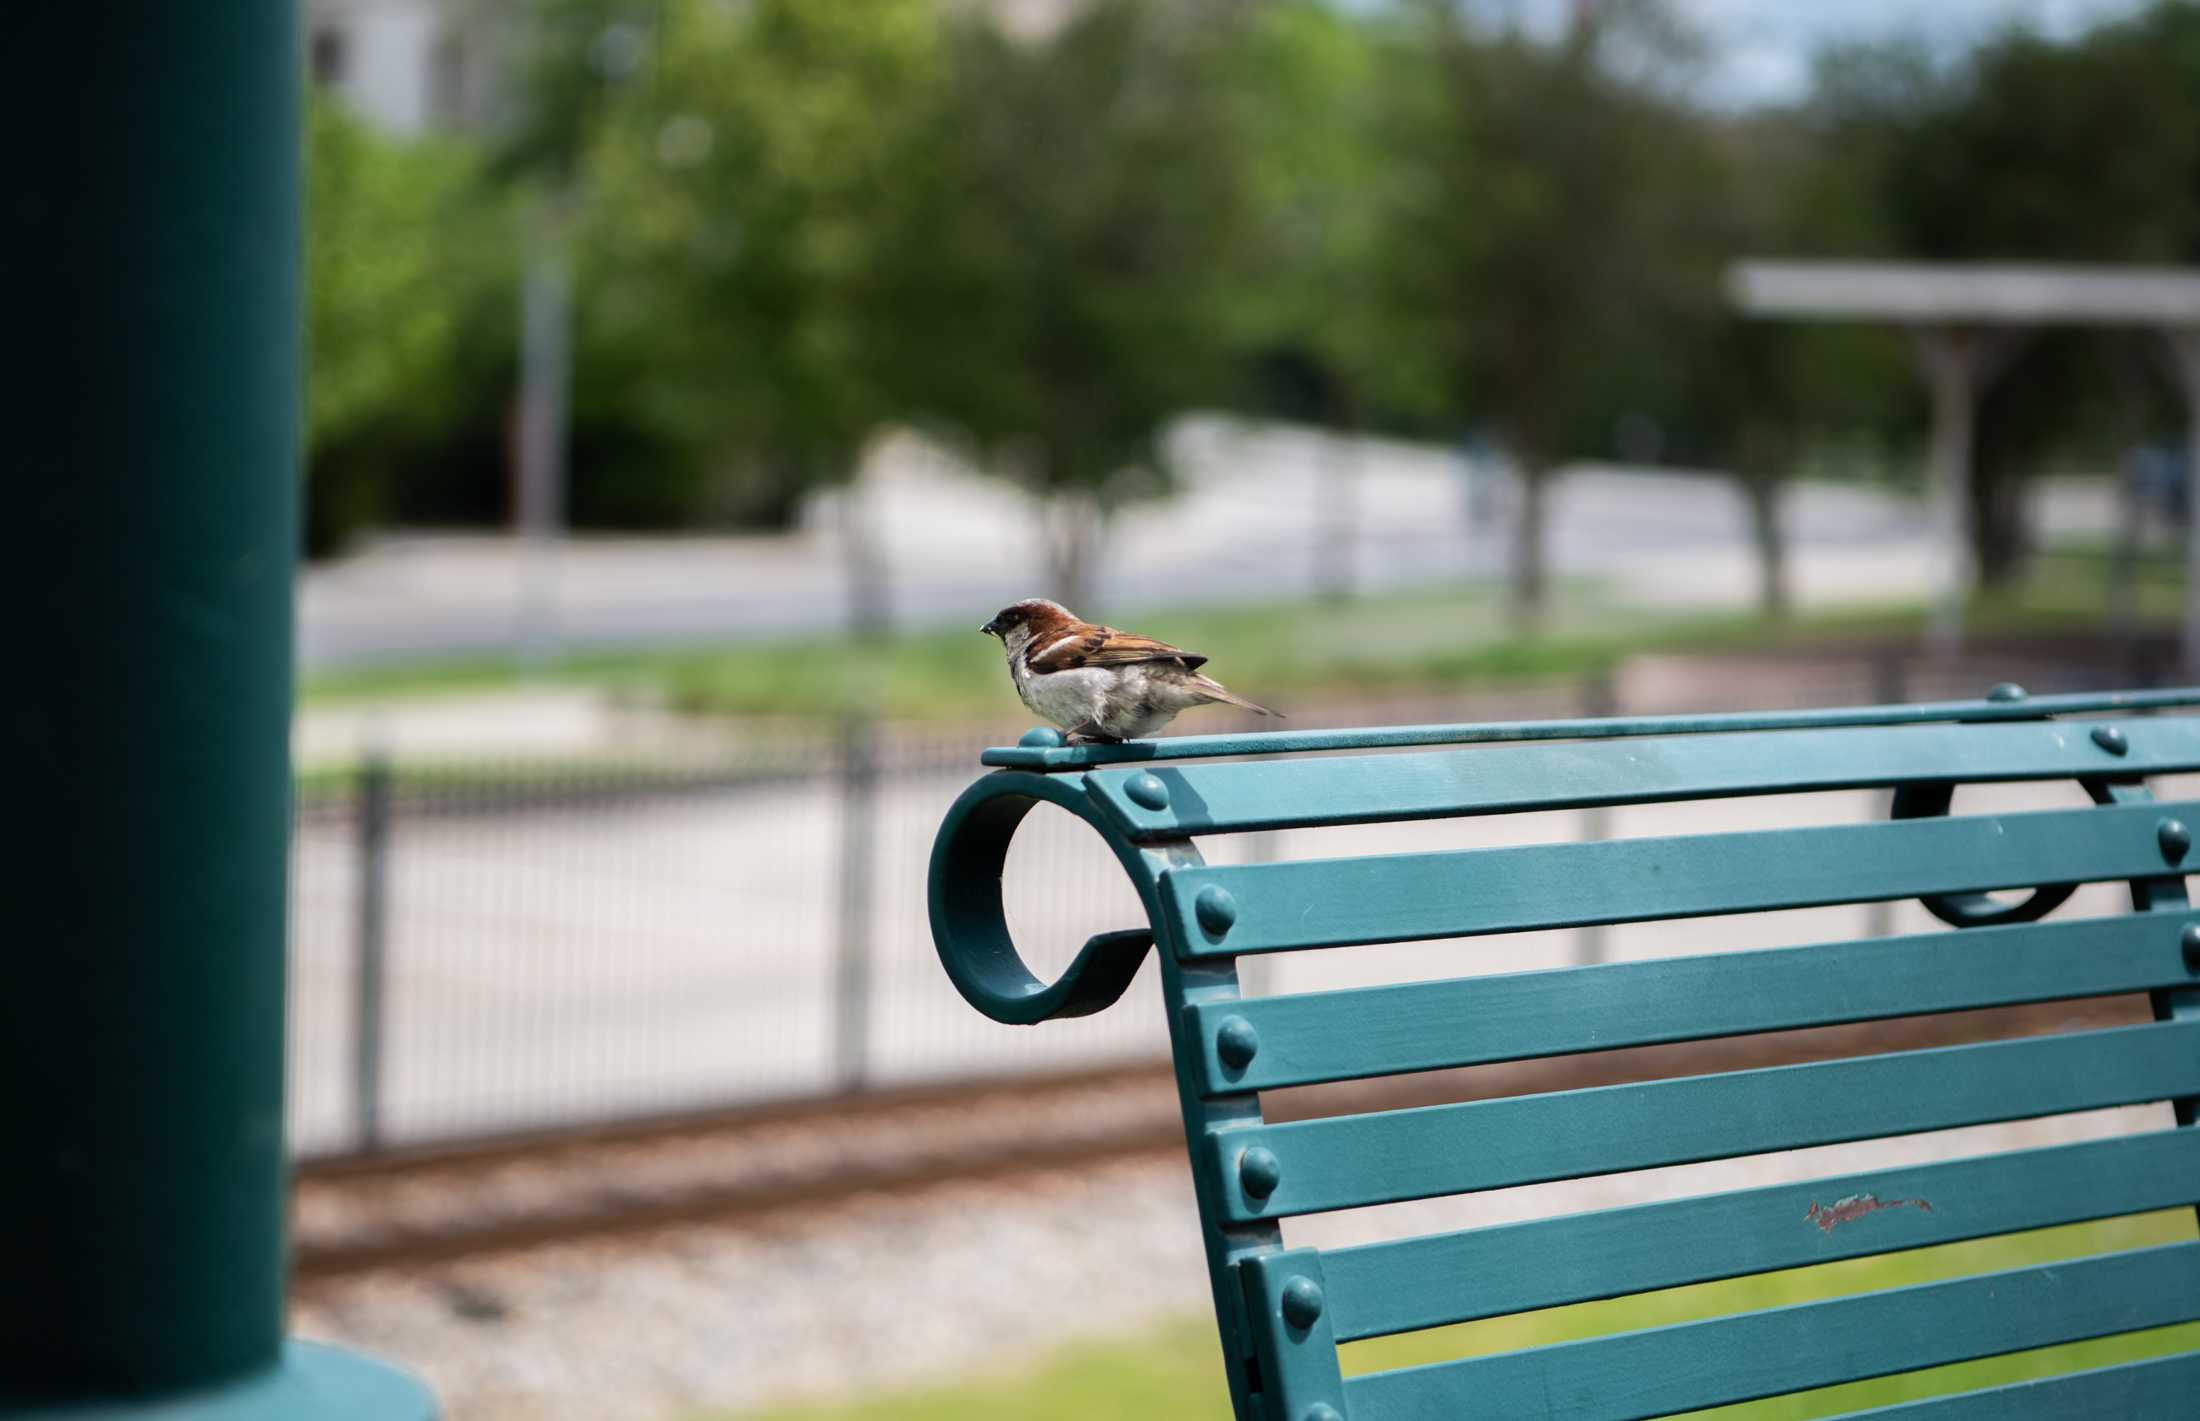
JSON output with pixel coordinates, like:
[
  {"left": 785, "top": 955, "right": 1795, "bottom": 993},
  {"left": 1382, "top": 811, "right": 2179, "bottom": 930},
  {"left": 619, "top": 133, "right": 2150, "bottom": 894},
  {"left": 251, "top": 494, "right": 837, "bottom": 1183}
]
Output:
[{"left": 1454, "top": 0, "right": 2157, "bottom": 105}]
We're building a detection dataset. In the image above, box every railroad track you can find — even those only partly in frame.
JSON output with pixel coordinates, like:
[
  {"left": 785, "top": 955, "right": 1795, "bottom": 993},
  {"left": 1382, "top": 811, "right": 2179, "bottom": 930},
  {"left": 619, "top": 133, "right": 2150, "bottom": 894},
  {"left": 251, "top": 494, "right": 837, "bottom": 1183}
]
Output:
[
  {"left": 292, "top": 1062, "right": 1184, "bottom": 1283},
  {"left": 293, "top": 994, "right": 2149, "bottom": 1285}
]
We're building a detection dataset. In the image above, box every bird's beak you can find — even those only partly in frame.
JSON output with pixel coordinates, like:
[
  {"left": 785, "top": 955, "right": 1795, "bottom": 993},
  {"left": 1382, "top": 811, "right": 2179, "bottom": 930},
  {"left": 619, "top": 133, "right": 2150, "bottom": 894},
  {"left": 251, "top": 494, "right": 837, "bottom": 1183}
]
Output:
[{"left": 979, "top": 618, "right": 1003, "bottom": 637}]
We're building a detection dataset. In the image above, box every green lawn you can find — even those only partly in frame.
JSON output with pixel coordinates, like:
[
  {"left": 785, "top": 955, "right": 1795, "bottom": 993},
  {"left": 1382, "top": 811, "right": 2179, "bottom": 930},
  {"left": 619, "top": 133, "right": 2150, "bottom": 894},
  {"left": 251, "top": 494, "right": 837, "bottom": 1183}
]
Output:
[
  {"left": 718, "top": 1210, "right": 2200, "bottom": 1421},
  {"left": 300, "top": 578, "right": 1659, "bottom": 716},
  {"left": 304, "top": 544, "right": 2184, "bottom": 721}
]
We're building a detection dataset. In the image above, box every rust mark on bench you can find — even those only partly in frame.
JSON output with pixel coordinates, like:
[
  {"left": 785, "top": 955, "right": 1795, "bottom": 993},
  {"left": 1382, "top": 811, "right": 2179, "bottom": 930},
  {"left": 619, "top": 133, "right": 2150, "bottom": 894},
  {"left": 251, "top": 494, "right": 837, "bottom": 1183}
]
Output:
[{"left": 1805, "top": 1193, "right": 1934, "bottom": 1234}]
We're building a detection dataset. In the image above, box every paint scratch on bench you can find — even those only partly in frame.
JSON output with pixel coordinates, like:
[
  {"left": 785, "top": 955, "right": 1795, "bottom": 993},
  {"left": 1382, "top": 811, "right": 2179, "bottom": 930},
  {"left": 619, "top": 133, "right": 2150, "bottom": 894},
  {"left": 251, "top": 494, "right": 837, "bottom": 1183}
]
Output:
[{"left": 1805, "top": 1193, "right": 1934, "bottom": 1233}]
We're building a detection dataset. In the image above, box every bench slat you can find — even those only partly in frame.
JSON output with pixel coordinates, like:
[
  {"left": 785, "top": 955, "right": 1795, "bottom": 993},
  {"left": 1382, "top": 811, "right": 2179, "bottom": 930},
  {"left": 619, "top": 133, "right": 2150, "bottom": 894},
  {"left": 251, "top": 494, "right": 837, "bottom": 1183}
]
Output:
[
  {"left": 1186, "top": 912, "right": 2198, "bottom": 1093},
  {"left": 1207, "top": 1020, "right": 2200, "bottom": 1220},
  {"left": 981, "top": 687, "right": 2200, "bottom": 769},
  {"left": 1088, "top": 719, "right": 2200, "bottom": 838},
  {"left": 1825, "top": 1352, "right": 2200, "bottom": 1418},
  {"left": 1320, "top": 1128, "right": 2200, "bottom": 1341},
  {"left": 1166, "top": 799, "right": 2200, "bottom": 956},
  {"left": 1344, "top": 1242, "right": 2200, "bottom": 1421}
]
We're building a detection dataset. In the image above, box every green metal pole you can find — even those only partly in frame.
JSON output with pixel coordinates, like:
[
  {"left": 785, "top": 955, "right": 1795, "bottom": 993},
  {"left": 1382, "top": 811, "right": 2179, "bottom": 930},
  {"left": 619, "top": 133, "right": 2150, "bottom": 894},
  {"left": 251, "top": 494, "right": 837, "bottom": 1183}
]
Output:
[{"left": 0, "top": 4, "right": 431, "bottom": 1417}]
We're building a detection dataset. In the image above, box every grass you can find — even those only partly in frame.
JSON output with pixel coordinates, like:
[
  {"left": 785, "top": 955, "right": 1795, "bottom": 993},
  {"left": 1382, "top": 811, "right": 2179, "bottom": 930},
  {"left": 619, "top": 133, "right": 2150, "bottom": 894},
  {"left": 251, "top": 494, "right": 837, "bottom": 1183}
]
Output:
[
  {"left": 297, "top": 580, "right": 1646, "bottom": 715},
  {"left": 717, "top": 1210, "right": 2200, "bottom": 1421},
  {"left": 296, "top": 586, "right": 1895, "bottom": 721},
  {"left": 299, "top": 545, "right": 2192, "bottom": 722}
]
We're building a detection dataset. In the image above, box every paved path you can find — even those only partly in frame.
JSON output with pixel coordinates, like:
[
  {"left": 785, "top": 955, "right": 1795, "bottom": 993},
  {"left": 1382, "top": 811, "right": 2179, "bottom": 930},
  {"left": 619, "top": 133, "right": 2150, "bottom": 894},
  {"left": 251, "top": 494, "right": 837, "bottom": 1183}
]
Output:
[{"left": 305, "top": 419, "right": 2113, "bottom": 668}]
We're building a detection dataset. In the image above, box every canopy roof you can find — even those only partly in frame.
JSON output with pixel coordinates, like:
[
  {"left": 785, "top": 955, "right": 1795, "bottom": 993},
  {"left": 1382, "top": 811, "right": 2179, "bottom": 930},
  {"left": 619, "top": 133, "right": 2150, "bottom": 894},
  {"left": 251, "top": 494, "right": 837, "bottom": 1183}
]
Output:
[{"left": 1728, "top": 261, "right": 2200, "bottom": 327}]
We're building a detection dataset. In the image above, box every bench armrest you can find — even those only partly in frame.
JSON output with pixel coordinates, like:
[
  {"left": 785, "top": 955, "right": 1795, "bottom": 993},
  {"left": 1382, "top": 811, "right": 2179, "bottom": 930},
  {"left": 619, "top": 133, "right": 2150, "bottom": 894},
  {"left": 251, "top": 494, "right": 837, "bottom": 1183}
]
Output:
[{"left": 928, "top": 770, "right": 1162, "bottom": 1025}]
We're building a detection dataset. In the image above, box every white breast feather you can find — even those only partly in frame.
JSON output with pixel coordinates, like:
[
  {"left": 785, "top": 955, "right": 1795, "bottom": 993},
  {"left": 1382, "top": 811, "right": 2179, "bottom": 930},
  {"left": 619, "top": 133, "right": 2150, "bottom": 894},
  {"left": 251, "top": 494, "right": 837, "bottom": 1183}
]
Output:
[{"left": 1015, "top": 659, "right": 1111, "bottom": 728}]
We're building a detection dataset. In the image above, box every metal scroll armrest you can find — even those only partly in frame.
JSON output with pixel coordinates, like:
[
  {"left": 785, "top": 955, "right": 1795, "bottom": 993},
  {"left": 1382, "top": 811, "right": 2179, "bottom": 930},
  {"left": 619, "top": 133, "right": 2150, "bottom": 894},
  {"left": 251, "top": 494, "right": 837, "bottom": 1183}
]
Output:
[
  {"left": 1889, "top": 780, "right": 2104, "bottom": 928},
  {"left": 928, "top": 770, "right": 1159, "bottom": 1024}
]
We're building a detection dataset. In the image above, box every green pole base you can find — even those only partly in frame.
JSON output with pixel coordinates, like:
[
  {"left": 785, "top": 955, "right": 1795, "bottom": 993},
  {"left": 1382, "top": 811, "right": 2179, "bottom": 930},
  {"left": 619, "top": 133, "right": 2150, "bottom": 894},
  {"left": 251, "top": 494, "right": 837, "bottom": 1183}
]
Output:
[{"left": 11, "top": 1343, "right": 435, "bottom": 1421}]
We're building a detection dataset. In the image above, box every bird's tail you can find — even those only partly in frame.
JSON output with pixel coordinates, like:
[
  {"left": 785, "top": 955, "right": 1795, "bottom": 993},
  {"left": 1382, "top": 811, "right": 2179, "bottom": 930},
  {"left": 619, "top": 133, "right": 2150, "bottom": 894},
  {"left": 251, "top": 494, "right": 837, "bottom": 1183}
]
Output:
[{"left": 1191, "top": 675, "right": 1282, "bottom": 718}]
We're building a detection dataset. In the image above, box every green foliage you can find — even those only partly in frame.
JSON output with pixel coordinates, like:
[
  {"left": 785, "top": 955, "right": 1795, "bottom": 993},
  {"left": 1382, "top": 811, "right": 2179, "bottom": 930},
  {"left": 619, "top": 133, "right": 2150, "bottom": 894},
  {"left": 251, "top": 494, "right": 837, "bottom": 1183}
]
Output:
[
  {"left": 1217, "top": 2, "right": 1384, "bottom": 424},
  {"left": 1345, "top": 1, "right": 1735, "bottom": 621},
  {"left": 572, "top": 0, "right": 944, "bottom": 519},
  {"left": 305, "top": 93, "right": 517, "bottom": 554},
  {"left": 1795, "top": 3, "right": 2200, "bottom": 579},
  {"left": 879, "top": 0, "right": 1263, "bottom": 599},
  {"left": 1357, "top": 3, "right": 1727, "bottom": 450},
  {"left": 307, "top": 0, "right": 2200, "bottom": 569}
]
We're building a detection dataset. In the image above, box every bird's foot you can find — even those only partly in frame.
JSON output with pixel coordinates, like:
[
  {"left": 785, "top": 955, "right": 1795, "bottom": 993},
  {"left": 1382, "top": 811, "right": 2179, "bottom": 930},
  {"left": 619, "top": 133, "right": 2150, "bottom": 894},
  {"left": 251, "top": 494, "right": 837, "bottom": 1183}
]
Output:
[{"left": 1063, "top": 723, "right": 1124, "bottom": 746}]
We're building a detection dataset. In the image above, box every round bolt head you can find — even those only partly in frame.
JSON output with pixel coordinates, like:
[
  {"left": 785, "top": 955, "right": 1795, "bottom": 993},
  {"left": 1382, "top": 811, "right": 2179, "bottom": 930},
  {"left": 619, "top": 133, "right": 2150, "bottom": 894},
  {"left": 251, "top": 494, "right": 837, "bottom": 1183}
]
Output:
[
  {"left": 1280, "top": 1275, "right": 1326, "bottom": 1330},
  {"left": 1303, "top": 1407, "right": 1344, "bottom": 1421},
  {"left": 2182, "top": 924, "right": 2200, "bottom": 972},
  {"left": 2091, "top": 724, "right": 2130, "bottom": 756},
  {"left": 1125, "top": 773, "right": 1171, "bottom": 811},
  {"left": 1215, "top": 1015, "right": 1260, "bottom": 1070},
  {"left": 1987, "top": 682, "right": 2029, "bottom": 703},
  {"left": 1195, "top": 884, "right": 1239, "bottom": 938},
  {"left": 1240, "top": 1145, "right": 1282, "bottom": 1200},
  {"left": 1019, "top": 726, "right": 1065, "bottom": 748},
  {"left": 2162, "top": 818, "right": 2192, "bottom": 864}
]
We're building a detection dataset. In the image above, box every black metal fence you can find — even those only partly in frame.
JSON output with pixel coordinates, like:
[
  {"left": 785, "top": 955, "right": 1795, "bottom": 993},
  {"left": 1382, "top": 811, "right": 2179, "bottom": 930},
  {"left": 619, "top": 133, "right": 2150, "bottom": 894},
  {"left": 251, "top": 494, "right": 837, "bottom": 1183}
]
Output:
[{"left": 287, "top": 649, "right": 2164, "bottom": 1159}]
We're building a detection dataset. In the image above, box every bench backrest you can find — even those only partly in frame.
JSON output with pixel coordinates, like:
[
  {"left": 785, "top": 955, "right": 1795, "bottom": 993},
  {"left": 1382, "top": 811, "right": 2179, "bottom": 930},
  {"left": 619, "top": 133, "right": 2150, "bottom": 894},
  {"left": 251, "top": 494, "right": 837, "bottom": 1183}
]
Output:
[{"left": 928, "top": 687, "right": 2200, "bottom": 1421}]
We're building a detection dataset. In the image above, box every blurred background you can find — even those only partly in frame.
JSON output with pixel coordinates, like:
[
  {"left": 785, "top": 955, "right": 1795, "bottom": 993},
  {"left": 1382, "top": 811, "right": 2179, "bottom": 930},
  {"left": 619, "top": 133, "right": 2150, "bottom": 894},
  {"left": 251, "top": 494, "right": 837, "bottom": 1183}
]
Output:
[{"left": 288, "top": 1, "right": 2200, "bottom": 1417}]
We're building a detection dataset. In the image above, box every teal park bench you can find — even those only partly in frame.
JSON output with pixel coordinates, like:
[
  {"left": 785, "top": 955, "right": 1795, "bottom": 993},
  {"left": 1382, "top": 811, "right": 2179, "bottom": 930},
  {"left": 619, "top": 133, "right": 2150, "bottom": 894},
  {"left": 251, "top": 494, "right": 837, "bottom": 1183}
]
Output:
[{"left": 927, "top": 686, "right": 2200, "bottom": 1421}]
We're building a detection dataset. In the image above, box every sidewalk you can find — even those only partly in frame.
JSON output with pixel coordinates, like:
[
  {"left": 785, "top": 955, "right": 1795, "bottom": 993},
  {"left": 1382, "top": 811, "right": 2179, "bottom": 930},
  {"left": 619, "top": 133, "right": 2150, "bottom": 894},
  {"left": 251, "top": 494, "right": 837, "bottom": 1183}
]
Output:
[{"left": 304, "top": 419, "right": 2083, "bottom": 670}]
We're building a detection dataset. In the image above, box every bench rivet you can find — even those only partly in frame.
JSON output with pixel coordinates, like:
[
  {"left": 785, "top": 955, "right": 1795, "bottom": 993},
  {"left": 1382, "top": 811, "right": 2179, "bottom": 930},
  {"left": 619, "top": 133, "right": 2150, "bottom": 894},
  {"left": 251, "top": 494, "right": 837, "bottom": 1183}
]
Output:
[
  {"left": 1018, "top": 726, "right": 1065, "bottom": 748},
  {"left": 1302, "top": 1408, "right": 1343, "bottom": 1421},
  {"left": 1240, "top": 1146, "right": 1281, "bottom": 1200},
  {"left": 2161, "top": 819, "right": 2192, "bottom": 863},
  {"left": 1280, "top": 1276, "right": 1326, "bottom": 1329},
  {"left": 1195, "top": 885, "right": 1239, "bottom": 938},
  {"left": 1215, "top": 1016, "right": 1260, "bottom": 1070},
  {"left": 1125, "top": 773, "right": 1171, "bottom": 811},
  {"left": 2183, "top": 925, "right": 2200, "bottom": 972},
  {"left": 1986, "top": 682, "right": 2028, "bottom": 703},
  {"left": 2091, "top": 725, "right": 2130, "bottom": 756}
]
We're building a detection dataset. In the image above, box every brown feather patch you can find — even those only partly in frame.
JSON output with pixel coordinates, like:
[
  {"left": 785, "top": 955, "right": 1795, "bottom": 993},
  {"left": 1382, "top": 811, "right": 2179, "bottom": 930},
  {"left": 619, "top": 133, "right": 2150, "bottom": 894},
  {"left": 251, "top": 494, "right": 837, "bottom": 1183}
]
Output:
[{"left": 1028, "top": 627, "right": 1208, "bottom": 674}]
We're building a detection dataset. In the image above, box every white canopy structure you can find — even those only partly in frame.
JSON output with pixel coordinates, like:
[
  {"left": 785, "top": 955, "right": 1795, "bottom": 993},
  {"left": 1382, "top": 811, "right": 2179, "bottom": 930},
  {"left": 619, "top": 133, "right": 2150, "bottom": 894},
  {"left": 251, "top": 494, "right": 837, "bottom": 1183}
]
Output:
[{"left": 1728, "top": 260, "right": 2200, "bottom": 664}]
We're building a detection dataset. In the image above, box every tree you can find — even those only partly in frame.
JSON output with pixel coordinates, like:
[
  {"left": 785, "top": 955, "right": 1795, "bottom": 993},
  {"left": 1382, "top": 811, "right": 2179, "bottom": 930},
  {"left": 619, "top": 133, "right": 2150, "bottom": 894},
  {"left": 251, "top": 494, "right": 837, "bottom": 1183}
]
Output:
[
  {"left": 1793, "top": 5, "right": 2200, "bottom": 586},
  {"left": 1660, "top": 51, "right": 1931, "bottom": 618},
  {"left": 886, "top": 0, "right": 1256, "bottom": 610},
  {"left": 570, "top": 0, "right": 945, "bottom": 627},
  {"left": 1219, "top": 1, "right": 1385, "bottom": 601},
  {"left": 1362, "top": 0, "right": 1728, "bottom": 631},
  {"left": 304, "top": 93, "right": 516, "bottom": 556}
]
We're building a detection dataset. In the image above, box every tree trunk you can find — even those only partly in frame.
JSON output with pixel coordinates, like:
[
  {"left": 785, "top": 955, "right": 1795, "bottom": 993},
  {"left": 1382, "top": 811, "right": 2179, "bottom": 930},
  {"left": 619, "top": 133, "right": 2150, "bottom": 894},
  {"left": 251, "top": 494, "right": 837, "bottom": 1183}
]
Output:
[
  {"left": 1968, "top": 455, "right": 2025, "bottom": 589},
  {"left": 1741, "top": 466, "right": 1788, "bottom": 619},
  {"left": 837, "top": 477, "right": 891, "bottom": 640},
  {"left": 1315, "top": 426, "right": 1359, "bottom": 604},
  {"left": 1039, "top": 490, "right": 1107, "bottom": 613},
  {"left": 2104, "top": 337, "right": 2157, "bottom": 646},
  {"left": 1509, "top": 457, "right": 1549, "bottom": 634}
]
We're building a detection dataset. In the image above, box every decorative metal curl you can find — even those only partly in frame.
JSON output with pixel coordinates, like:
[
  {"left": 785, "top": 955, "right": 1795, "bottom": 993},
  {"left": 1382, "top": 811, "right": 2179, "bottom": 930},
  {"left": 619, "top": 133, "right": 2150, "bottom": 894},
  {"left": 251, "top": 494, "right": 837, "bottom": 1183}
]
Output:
[
  {"left": 1888, "top": 778, "right": 2118, "bottom": 927},
  {"left": 927, "top": 770, "right": 1166, "bottom": 1024}
]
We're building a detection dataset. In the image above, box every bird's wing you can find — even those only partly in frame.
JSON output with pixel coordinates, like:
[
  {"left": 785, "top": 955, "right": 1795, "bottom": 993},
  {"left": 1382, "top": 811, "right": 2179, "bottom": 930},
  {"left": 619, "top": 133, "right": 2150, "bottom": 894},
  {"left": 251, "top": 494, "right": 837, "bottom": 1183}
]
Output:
[{"left": 1028, "top": 626, "right": 1209, "bottom": 673}]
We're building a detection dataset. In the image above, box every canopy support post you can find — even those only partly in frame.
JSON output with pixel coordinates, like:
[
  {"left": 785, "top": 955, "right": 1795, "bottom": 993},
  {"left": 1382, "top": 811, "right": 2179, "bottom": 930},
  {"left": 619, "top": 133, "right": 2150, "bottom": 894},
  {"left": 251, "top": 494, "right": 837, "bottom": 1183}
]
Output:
[{"left": 2, "top": 3, "right": 433, "bottom": 1415}]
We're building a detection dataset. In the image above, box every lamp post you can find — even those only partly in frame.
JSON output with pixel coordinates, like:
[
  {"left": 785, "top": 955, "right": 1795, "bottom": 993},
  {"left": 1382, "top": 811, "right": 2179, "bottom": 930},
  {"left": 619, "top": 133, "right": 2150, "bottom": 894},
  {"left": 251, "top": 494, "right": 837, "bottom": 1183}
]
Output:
[{"left": 0, "top": 3, "right": 433, "bottom": 1415}]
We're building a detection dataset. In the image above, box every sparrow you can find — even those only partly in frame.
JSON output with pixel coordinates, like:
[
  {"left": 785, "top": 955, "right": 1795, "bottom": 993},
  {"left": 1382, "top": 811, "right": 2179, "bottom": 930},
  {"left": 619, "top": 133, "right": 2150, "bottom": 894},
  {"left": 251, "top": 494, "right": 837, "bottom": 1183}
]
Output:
[{"left": 979, "top": 598, "right": 1280, "bottom": 743}]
